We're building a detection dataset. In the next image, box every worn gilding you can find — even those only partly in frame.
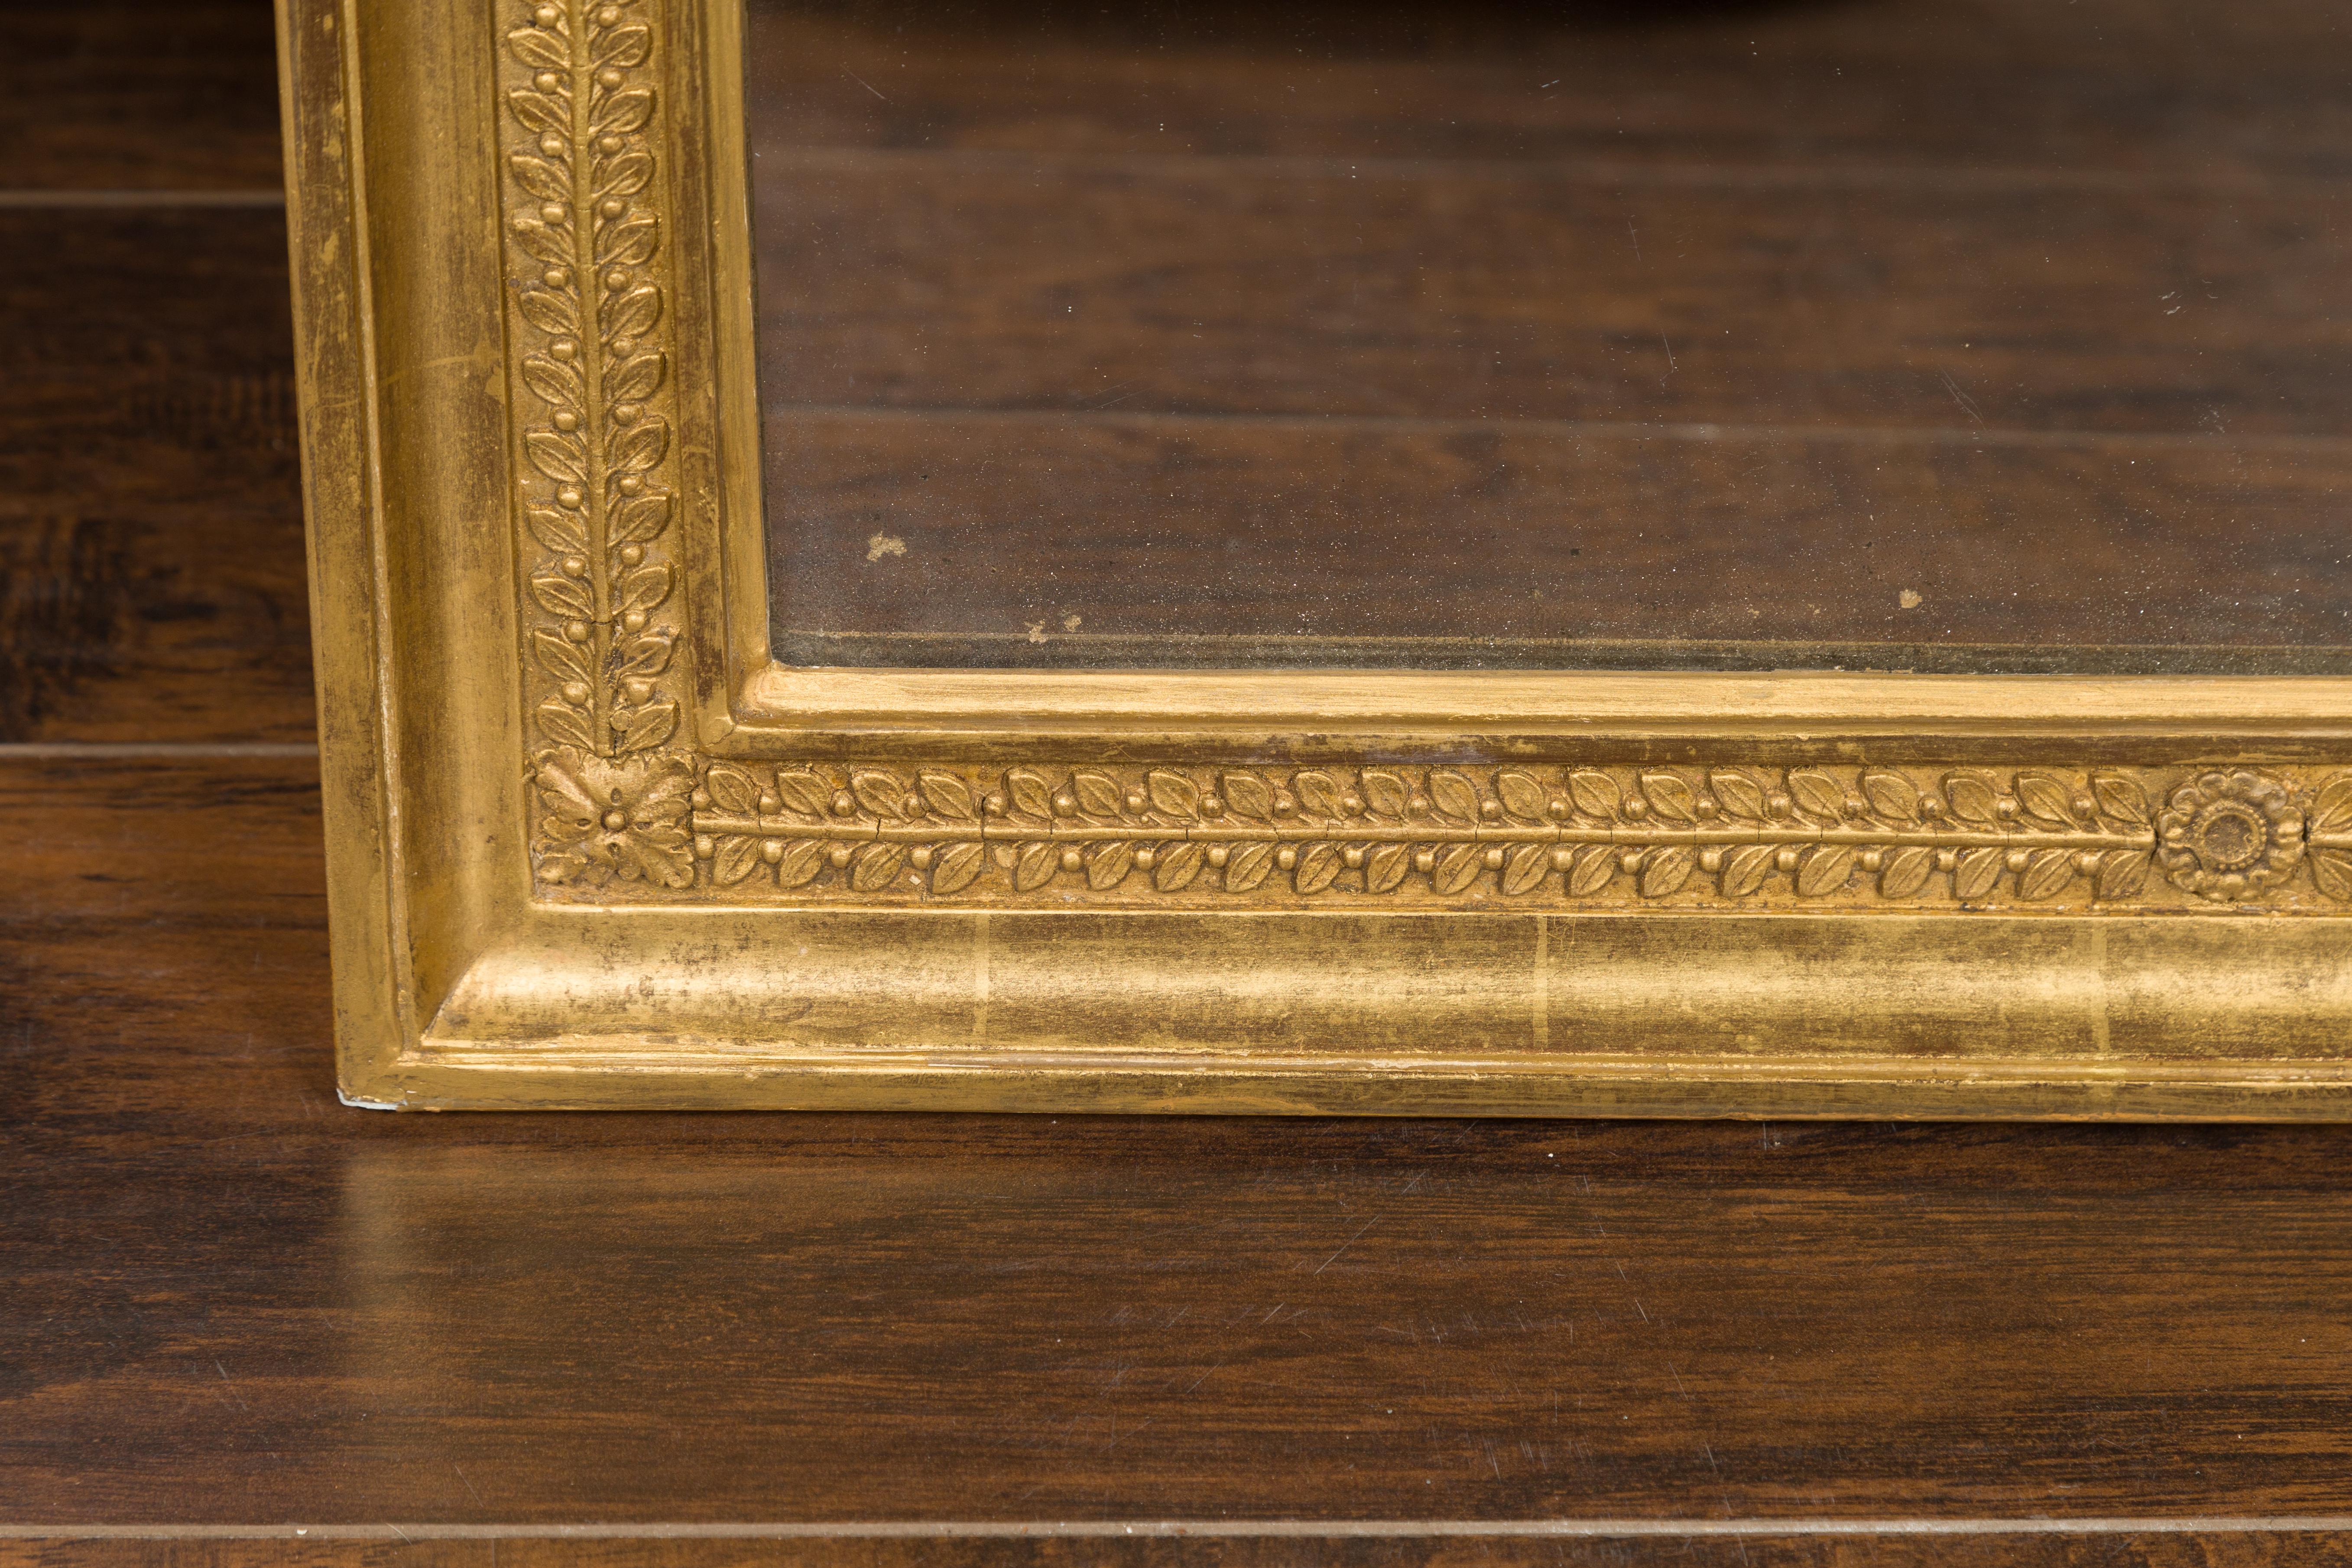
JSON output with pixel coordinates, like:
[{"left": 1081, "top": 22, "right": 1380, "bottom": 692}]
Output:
[{"left": 282, "top": 0, "right": 2352, "bottom": 1114}]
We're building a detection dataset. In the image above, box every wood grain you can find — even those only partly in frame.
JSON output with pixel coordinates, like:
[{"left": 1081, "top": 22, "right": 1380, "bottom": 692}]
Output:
[
  {"left": 747, "top": 0, "right": 2352, "bottom": 181},
  {"left": 755, "top": 158, "right": 2352, "bottom": 435},
  {"left": 15, "top": 3, "right": 2352, "bottom": 1550},
  {"left": 8, "top": 1536, "right": 2352, "bottom": 1568},
  {"left": 6, "top": 0, "right": 285, "bottom": 191},
  {"left": 14, "top": 765, "right": 2352, "bottom": 1531},
  {"left": 0, "top": 209, "right": 313, "bottom": 743},
  {"left": 0, "top": 754, "right": 322, "bottom": 924}
]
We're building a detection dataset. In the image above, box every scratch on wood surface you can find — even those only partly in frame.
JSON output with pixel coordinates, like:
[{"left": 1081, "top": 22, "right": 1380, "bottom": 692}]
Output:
[
  {"left": 212, "top": 1358, "right": 248, "bottom": 1413},
  {"left": 1313, "top": 1215, "right": 1382, "bottom": 1276}
]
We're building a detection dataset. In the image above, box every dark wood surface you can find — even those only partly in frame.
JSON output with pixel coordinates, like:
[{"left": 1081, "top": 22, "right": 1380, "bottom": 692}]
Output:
[
  {"left": 750, "top": 0, "right": 2352, "bottom": 668},
  {"left": 749, "top": 0, "right": 2352, "bottom": 180},
  {"left": 13, "top": 4, "right": 2352, "bottom": 1562},
  {"left": 8, "top": 0, "right": 284, "bottom": 192},
  {"left": 1, "top": 208, "right": 313, "bottom": 743},
  {"left": 762, "top": 159, "right": 2350, "bottom": 434},
  {"left": 11, "top": 1539, "right": 2352, "bottom": 1568},
  {"left": 13, "top": 755, "right": 2352, "bottom": 1559}
]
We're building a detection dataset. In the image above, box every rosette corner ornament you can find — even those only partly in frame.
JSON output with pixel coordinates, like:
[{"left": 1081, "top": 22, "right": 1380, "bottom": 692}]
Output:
[
  {"left": 2157, "top": 769, "right": 2309, "bottom": 901},
  {"left": 532, "top": 748, "right": 697, "bottom": 888}
]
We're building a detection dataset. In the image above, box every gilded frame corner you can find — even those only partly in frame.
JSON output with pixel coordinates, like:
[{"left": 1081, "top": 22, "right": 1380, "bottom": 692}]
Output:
[{"left": 282, "top": 0, "right": 2352, "bottom": 1116}]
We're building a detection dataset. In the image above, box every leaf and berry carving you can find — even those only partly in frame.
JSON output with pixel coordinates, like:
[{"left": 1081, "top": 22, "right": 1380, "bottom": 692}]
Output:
[
  {"left": 502, "top": 0, "right": 682, "bottom": 792},
  {"left": 589, "top": 761, "right": 2352, "bottom": 910}
]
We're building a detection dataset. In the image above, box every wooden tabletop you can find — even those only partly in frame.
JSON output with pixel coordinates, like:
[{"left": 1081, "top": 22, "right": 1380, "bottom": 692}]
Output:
[{"left": 9, "top": 3, "right": 2352, "bottom": 1563}]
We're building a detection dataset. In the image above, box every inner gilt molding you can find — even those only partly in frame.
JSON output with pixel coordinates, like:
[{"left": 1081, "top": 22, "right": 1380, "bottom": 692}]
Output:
[{"left": 494, "top": 0, "right": 2352, "bottom": 915}]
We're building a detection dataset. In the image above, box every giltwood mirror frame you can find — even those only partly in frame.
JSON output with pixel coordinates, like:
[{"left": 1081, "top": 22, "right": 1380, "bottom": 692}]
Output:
[{"left": 283, "top": 0, "right": 2352, "bottom": 1115}]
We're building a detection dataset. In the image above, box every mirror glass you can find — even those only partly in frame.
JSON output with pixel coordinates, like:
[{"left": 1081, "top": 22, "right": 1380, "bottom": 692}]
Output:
[{"left": 747, "top": 0, "right": 2352, "bottom": 672}]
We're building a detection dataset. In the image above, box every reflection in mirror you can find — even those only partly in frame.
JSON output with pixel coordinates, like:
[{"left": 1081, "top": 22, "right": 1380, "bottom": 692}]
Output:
[{"left": 749, "top": 0, "right": 2352, "bottom": 672}]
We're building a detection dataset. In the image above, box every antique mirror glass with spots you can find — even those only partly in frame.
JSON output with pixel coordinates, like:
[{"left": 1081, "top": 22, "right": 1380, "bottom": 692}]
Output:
[{"left": 749, "top": 0, "right": 2350, "bottom": 674}]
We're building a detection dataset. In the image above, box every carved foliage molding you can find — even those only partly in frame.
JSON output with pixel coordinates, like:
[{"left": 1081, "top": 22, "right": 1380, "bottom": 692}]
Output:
[
  {"left": 529, "top": 759, "right": 2352, "bottom": 911},
  {"left": 502, "top": 0, "right": 681, "bottom": 764}
]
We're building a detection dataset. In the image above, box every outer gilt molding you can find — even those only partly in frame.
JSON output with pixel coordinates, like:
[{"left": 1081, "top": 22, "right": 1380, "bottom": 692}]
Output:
[{"left": 273, "top": 0, "right": 2352, "bottom": 1113}]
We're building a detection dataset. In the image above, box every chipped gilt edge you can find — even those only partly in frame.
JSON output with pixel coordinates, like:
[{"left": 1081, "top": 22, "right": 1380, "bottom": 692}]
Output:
[{"left": 494, "top": 0, "right": 2352, "bottom": 913}]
